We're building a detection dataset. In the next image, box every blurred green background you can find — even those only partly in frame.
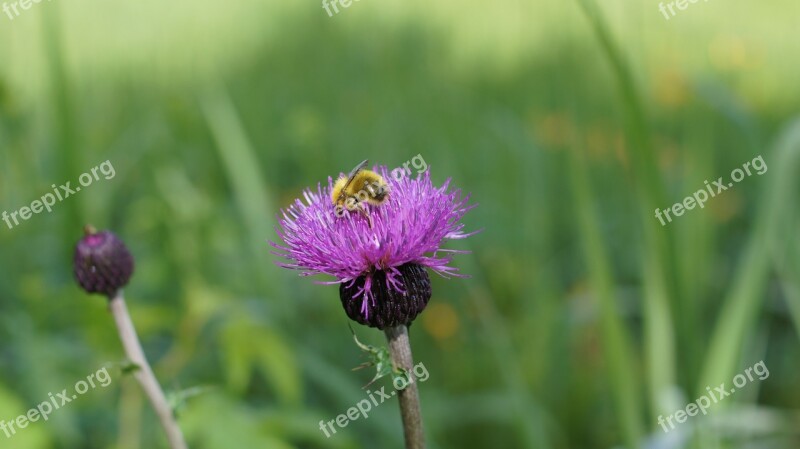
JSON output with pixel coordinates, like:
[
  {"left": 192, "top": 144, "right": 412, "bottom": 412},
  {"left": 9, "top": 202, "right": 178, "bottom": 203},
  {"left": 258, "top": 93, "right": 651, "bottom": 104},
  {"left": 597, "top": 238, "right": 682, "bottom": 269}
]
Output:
[{"left": 1, "top": 0, "right": 799, "bottom": 448}]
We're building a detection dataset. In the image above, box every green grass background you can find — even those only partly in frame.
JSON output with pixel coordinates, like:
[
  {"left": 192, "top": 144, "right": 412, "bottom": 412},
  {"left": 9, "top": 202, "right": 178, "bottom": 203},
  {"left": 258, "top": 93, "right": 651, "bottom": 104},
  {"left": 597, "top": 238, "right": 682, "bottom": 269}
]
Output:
[{"left": 1, "top": 0, "right": 799, "bottom": 448}]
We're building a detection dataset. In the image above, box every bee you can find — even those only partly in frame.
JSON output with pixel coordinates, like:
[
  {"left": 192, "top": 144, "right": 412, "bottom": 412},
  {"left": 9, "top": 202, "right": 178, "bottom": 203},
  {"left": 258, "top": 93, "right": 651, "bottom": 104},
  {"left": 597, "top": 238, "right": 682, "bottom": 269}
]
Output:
[{"left": 331, "top": 159, "right": 389, "bottom": 226}]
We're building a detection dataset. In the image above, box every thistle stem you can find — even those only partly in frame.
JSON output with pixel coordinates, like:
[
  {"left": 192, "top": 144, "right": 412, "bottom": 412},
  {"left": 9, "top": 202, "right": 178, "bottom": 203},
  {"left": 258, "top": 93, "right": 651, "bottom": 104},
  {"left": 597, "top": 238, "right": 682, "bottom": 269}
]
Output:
[
  {"left": 109, "top": 291, "right": 188, "bottom": 449},
  {"left": 384, "top": 325, "right": 425, "bottom": 449}
]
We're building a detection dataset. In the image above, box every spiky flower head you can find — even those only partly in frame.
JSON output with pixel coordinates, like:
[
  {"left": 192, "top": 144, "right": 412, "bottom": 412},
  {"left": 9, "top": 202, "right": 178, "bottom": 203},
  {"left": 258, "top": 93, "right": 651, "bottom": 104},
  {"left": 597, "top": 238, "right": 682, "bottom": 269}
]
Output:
[
  {"left": 271, "top": 165, "right": 477, "bottom": 329},
  {"left": 74, "top": 225, "right": 135, "bottom": 297}
]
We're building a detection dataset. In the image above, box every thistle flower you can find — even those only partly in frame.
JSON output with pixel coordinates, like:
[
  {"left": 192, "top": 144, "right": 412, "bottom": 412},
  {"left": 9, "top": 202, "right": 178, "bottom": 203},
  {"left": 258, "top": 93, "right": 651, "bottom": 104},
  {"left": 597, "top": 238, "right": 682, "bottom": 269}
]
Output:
[
  {"left": 271, "top": 166, "right": 477, "bottom": 329},
  {"left": 74, "top": 225, "right": 135, "bottom": 297}
]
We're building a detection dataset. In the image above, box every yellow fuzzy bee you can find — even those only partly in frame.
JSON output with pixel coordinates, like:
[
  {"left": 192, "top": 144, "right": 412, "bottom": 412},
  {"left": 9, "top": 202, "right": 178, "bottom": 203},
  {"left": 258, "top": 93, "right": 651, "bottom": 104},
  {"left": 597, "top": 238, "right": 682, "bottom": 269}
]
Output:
[{"left": 332, "top": 160, "right": 389, "bottom": 226}]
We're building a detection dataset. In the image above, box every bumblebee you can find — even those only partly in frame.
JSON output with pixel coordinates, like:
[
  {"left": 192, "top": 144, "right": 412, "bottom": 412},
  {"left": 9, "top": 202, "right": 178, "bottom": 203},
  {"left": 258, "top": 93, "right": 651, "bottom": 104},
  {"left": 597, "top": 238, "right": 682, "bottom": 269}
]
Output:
[{"left": 331, "top": 160, "right": 389, "bottom": 226}]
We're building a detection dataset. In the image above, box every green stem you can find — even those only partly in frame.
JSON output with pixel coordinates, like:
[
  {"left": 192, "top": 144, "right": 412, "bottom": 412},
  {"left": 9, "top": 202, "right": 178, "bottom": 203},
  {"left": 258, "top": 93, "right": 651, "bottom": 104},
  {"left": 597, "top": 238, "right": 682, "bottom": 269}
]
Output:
[
  {"left": 109, "top": 291, "right": 188, "bottom": 449},
  {"left": 384, "top": 325, "right": 425, "bottom": 449}
]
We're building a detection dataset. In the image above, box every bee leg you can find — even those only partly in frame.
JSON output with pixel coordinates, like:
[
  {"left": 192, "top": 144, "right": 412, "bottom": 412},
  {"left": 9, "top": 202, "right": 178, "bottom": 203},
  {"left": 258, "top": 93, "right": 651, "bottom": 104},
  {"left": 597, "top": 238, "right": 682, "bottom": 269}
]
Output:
[{"left": 358, "top": 202, "right": 374, "bottom": 228}]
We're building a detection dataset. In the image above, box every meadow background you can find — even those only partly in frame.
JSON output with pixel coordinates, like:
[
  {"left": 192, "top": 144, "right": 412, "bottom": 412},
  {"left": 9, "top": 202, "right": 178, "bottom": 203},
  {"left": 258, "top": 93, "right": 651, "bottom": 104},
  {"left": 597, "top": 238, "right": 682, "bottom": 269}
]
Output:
[{"left": 1, "top": 0, "right": 799, "bottom": 448}]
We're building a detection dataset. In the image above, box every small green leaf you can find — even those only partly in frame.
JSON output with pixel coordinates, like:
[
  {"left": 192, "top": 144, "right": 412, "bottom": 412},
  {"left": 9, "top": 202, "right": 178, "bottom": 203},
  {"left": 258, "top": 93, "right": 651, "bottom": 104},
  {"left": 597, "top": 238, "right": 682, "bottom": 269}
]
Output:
[
  {"left": 102, "top": 360, "right": 141, "bottom": 376},
  {"left": 167, "top": 385, "right": 215, "bottom": 417},
  {"left": 350, "top": 327, "right": 407, "bottom": 388}
]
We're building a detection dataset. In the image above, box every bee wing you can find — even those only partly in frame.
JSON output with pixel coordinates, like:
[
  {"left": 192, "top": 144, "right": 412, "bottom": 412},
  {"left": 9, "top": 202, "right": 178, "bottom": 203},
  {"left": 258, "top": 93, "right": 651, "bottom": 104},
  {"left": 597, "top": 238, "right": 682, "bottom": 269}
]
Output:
[
  {"left": 347, "top": 159, "right": 369, "bottom": 180},
  {"left": 339, "top": 159, "right": 369, "bottom": 196}
]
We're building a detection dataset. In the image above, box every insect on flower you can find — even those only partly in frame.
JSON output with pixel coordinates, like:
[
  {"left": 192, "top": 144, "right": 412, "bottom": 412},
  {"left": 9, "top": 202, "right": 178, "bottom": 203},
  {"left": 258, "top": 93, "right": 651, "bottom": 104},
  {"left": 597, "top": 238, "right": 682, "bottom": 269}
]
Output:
[{"left": 331, "top": 159, "right": 390, "bottom": 227}]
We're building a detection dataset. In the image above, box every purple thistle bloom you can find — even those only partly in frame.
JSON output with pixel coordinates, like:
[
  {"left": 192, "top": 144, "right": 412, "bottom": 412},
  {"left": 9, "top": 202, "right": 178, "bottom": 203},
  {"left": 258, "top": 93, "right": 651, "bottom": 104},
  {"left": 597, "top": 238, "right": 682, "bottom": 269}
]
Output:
[{"left": 271, "top": 165, "right": 477, "bottom": 329}]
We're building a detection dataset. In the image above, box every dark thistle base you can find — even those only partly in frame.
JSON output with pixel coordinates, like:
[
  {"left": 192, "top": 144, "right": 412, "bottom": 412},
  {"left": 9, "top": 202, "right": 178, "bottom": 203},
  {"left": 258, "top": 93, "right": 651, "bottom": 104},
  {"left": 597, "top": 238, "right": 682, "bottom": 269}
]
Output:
[{"left": 340, "top": 263, "right": 432, "bottom": 330}]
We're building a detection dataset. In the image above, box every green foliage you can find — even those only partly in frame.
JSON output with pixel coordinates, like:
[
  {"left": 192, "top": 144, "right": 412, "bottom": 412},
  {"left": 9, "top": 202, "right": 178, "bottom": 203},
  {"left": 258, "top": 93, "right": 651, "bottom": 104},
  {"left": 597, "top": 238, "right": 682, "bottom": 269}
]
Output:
[
  {"left": 220, "top": 312, "right": 302, "bottom": 406},
  {"left": 0, "top": 1, "right": 798, "bottom": 448},
  {"left": 0, "top": 385, "right": 53, "bottom": 449}
]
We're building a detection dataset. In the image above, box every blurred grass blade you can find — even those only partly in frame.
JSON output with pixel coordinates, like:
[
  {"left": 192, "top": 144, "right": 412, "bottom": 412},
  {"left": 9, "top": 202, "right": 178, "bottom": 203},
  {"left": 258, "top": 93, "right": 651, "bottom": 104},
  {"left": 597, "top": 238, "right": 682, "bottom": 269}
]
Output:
[
  {"left": 773, "top": 207, "right": 800, "bottom": 339},
  {"left": 568, "top": 145, "right": 644, "bottom": 448},
  {"left": 698, "top": 118, "right": 800, "bottom": 392},
  {"left": 779, "top": 270, "right": 800, "bottom": 341},
  {"left": 201, "top": 87, "right": 286, "bottom": 312},
  {"left": 42, "top": 3, "right": 83, "bottom": 246},
  {"left": 769, "top": 127, "right": 800, "bottom": 340},
  {"left": 574, "top": 0, "right": 677, "bottom": 423}
]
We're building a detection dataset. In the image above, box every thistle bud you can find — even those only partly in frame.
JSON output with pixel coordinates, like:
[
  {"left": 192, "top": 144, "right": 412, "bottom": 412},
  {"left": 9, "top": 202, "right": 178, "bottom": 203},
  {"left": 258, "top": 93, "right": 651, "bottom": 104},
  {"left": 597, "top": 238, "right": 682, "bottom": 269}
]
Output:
[
  {"left": 340, "top": 263, "right": 432, "bottom": 330},
  {"left": 74, "top": 226, "right": 135, "bottom": 297}
]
